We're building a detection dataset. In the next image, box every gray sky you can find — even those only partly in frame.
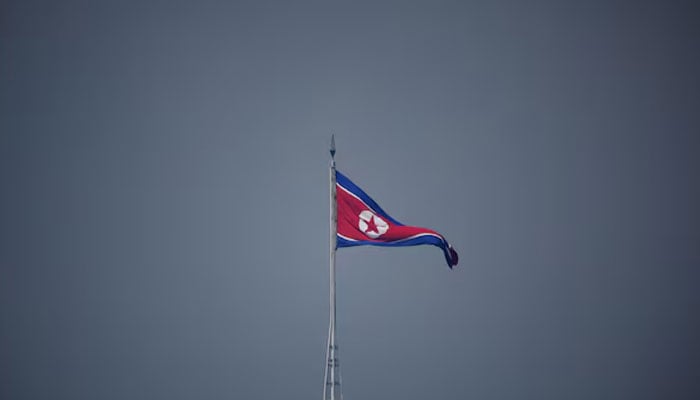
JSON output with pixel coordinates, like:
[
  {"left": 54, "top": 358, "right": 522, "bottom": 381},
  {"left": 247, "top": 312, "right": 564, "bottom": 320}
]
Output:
[{"left": 1, "top": 1, "right": 699, "bottom": 399}]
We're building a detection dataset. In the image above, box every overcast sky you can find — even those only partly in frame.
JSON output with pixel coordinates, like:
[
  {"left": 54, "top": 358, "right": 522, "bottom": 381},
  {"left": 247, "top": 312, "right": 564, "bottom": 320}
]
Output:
[{"left": 1, "top": 1, "right": 699, "bottom": 399}]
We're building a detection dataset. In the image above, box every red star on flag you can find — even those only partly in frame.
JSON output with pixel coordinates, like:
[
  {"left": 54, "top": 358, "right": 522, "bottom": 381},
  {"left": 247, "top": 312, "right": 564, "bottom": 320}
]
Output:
[{"left": 363, "top": 214, "right": 379, "bottom": 236}]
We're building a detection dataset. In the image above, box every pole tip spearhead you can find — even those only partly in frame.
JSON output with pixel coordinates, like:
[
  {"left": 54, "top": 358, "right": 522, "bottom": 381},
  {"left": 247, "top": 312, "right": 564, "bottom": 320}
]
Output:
[{"left": 330, "top": 134, "right": 336, "bottom": 158}]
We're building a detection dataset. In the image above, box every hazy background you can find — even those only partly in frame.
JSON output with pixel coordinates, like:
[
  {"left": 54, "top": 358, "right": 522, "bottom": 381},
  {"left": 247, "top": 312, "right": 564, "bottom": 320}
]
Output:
[{"left": 2, "top": 1, "right": 699, "bottom": 399}]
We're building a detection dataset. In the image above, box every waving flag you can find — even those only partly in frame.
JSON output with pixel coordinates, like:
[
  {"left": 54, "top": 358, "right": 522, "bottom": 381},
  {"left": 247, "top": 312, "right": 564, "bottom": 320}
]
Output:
[{"left": 335, "top": 170, "right": 458, "bottom": 268}]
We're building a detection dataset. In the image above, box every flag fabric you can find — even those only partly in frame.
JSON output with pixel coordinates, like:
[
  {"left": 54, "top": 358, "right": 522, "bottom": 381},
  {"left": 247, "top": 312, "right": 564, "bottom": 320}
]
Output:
[{"left": 335, "top": 170, "right": 459, "bottom": 268}]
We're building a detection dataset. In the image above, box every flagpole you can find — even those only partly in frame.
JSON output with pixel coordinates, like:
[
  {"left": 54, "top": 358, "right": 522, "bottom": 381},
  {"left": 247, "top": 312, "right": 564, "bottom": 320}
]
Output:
[{"left": 323, "top": 135, "right": 341, "bottom": 400}]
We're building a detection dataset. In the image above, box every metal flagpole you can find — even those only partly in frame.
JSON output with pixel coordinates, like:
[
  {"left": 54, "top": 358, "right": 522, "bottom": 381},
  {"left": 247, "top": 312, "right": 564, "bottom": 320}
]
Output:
[{"left": 323, "top": 135, "right": 342, "bottom": 400}]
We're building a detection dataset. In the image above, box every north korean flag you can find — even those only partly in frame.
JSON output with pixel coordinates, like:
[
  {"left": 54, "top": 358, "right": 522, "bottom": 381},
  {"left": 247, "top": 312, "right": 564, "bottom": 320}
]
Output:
[{"left": 336, "top": 170, "right": 458, "bottom": 269}]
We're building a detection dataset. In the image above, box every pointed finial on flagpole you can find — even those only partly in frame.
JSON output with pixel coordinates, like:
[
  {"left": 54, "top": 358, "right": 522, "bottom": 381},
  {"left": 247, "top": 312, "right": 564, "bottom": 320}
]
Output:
[{"left": 330, "top": 134, "right": 336, "bottom": 165}]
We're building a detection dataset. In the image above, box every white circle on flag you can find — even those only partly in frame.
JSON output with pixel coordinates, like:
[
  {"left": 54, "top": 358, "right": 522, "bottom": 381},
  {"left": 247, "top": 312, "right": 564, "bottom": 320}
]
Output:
[{"left": 358, "top": 210, "right": 389, "bottom": 239}]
